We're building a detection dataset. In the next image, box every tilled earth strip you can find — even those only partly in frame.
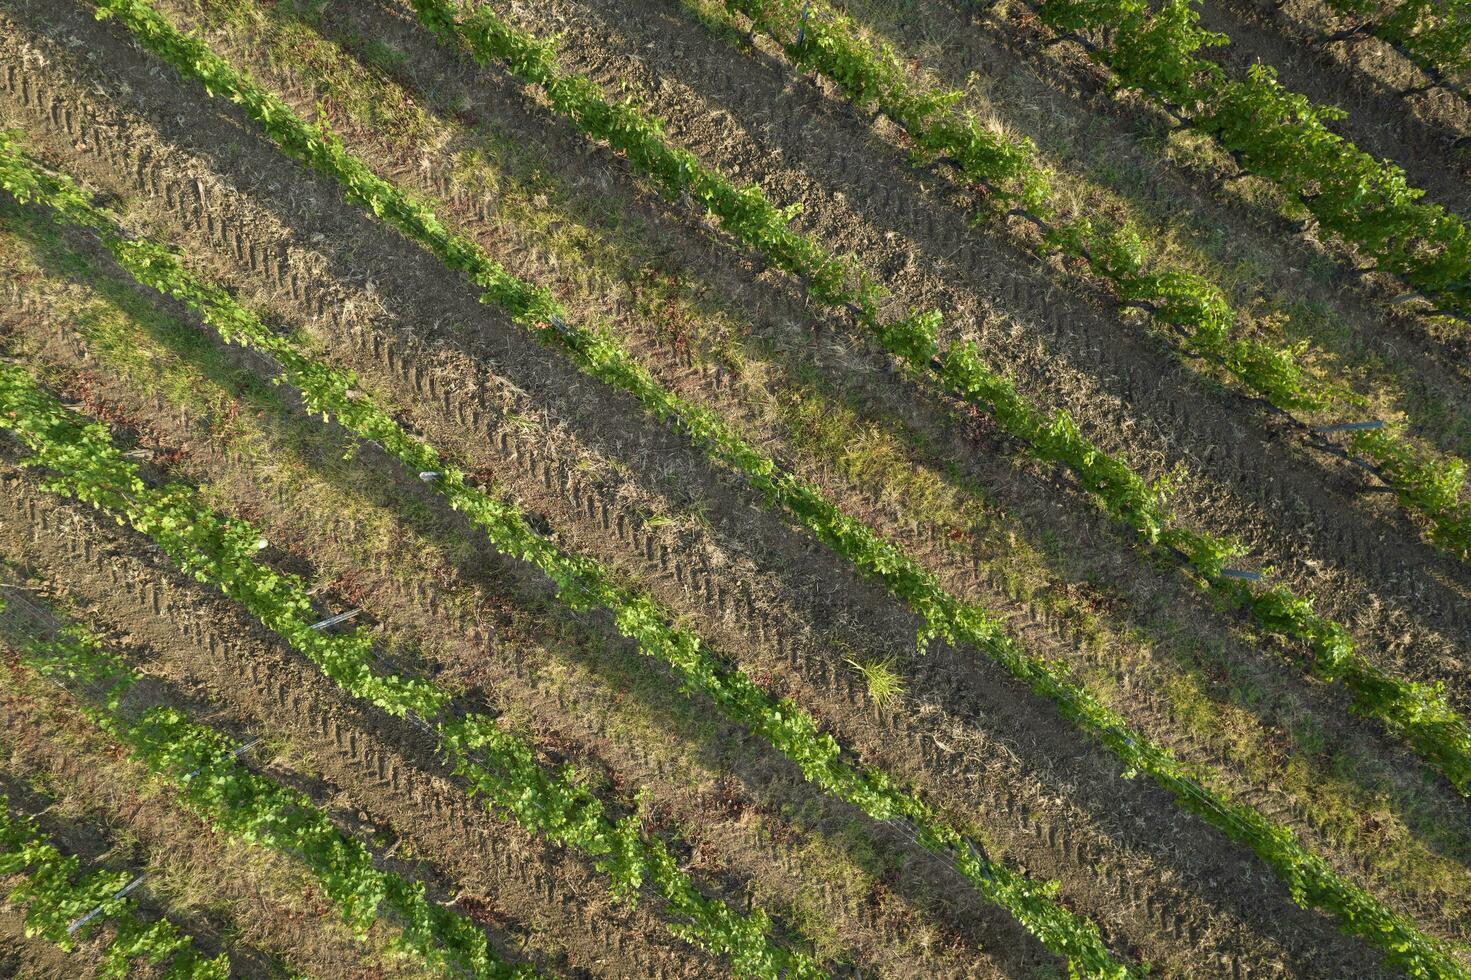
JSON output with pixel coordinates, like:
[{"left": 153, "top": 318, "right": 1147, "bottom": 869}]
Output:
[
  {"left": 478, "top": 0, "right": 1471, "bottom": 701},
  {"left": 0, "top": 235, "right": 1006, "bottom": 976},
  {"left": 0, "top": 3, "right": 1429, "bottom": 971},
  {"left": 801, "top": 0, "right": 1471, "bottom": 397},
  {"left": 142, "top": 2, "right": 1471, "bottom": 941},
  {"left": 0, "top": 599, "right": 403, "bottom": 979},
  {"left": 958, "top": 0, "right": 1471, "bottom": 367},
  {"left": 0, "top": 462, "right": 717, "bottom": 979}
]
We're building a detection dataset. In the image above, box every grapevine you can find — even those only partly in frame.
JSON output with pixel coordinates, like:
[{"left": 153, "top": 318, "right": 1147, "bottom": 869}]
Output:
[
  {"left": 0, "top": 601, "right": 533, "bottom": 979},
  {"left": 1, "top": 138, "right": 1459, "bottom": 976},
  {"left": 70, "top": 0, "right": 1471, "bottom": 796},
  {"left": 0, "top": 361, "right": 820, "bottom": 978},
  {"left": 0, "top": 267, "right": 1125, "bottom": 975},
  {"left": 17, "top": 2, "right": 1463, "bottom": 971},
  {"left": 0, "top": 788, "right": 228, "bottom": 978},
  {"left": 711, "top": 0, "right": 1471, "bottom": 562},
  {"left": 1014, "top": 0, "right": 1471, "bottom": 321},
  {"left": 399, "top": 0, "right": 1471, "bottom": 792}
]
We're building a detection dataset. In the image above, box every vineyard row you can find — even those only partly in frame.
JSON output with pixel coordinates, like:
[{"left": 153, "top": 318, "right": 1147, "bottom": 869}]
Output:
[
  {"left": 0, "top": 772, "right": 226, "bottom": 977},
  {"left": 402, "top": 0, "right": 1471, "bottom": 797},
  {"left": 155, "top": 0, "right": 1471, "bottom": 798},
  {"left": 0, "top": 354, "right": 825, "bottom": 977},
  {"left": 716, "top": 0, "right": 1471, "bottom": 564},
  {"left": 45, "top": 0, "right": 1471, "bottom": 969},
  {"left": 3, "top": 58, "right": 1462, "bottom": 974},
  {"left": 0, "top": 594, "right": 533, "bottom": 979},
  {"left": 1020, "top": 0, "right": 1471, "bottom": 323},
  {"left": 0, "top": 145, "right": 1132, "bottom": 975}
]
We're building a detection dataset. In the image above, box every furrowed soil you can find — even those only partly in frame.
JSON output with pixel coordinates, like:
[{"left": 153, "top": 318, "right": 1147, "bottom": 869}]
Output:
[
  {"left": 0, "top": 0, "right": 1467, "bottom": 977},
  {"left": 470, "top": 0, "right": 1471, "bottom": 705},
  {"left": 0, "top": 208, "right": 1310, "bottom": 977},
  {"left": 234, "top": 0, "right": 1471, "bottom": 949},
  {"left": 0, "top": 455, "right": 727, "bottom": 979},
  {"left": 925, "top": 0, "right": 1471, "bottom": 374},
  {"left": 0, "top": 764, "right": 261, "bottom": 977},
  {"left": 146, "top": 0, "right": 1471, "bottom": 882},
  {"left": 0, "top": 584, "right": 395, "bottom": 979},
  {"left": 0, "top": 1, "right": 1465, "bottom": 977},
  {"left": 1201, "top": 0, "right": 1471, "bottom": 172},
  {"left": 0, "top": 216, "right": 1005, "bottom": 976},
  {"left": 1189, "top": 0, "right": 1471, "bottom": 212},
  {"left": 0, "top": 774, "right": 143, "bottom": 979},
  {"left": 799, "top": 0, "right": 1471, "bottom": 462},
  {"left": 0, "top": 907, "right": 79, "bottom": 980}
]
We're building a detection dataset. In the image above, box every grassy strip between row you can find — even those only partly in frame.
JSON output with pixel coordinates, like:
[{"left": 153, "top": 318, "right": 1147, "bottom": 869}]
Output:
[
  {"left": 714, "top": 0, "right": 1471, "bottom": 563},
  {"left": 0, "top": 356, "right": 822, "bottom": 979},
  {"left": 0, "top": 153, "right": 1130, "bottom": 978},
  {"left": 0, "top": 595, "right": 537, "bottom": 979},
  {"left": 0, "top": 780, "right": 226, "bottom": 978},
  {"left": 82, "top": 0, "right": 1471, "bottom": 799},
  {"left": 691, "top": 0, "right": 1471, "bottom": 790},
  {"left": 1014, "top": 0, "right": 1471, "bottom": 322},
  {"left": 399, "top": 0, "right": 1471, "bottom": 795},
  {"left": 58, "top": 3, "right": 1470, "bottom": 973}
]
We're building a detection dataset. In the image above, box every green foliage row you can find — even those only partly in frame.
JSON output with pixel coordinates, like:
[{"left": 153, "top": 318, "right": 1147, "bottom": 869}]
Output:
[
  {"left": 57, "top": 3, "right": 1469, "bottom": 972},
  {"left": 710, "top": 0, "right": 1471, "bottom": 785},
  {"left": 0, "top": 604, "right": 530, "bottom": 979},
  {"left": 0, "top": 109, "right": 1124, "bottom": 975},
  {"left": 727, "top": 0, "right": 1323, "bottom": 406},
  {"left": 399, "top": 0, "right": 1471, "bottom": 794},
  {"left": 1028, "top": 0, "right": 1471, "bottom": 321},
  {"left": 1022, "top": 0, "right": 1471, "bottom": 554},
  {"left": 71, "top": 3, "right": 1135, "bottom": 971},
  {"left": 1323, "top": 0, "right": 1471, "bottom": 91},
  {"left": 718, "top": 0, "right": 1471, "bottom": 566},
  {"left": 0, "top": 357, "right": 813, "bottom": 979},
  {"left": 0, "top": 785, "right": 226, "bottom": 978}
]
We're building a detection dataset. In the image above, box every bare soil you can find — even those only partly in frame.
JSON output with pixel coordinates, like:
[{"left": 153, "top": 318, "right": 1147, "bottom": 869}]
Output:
[
  {"left": 0, "top": 0, "right": 1464, "bottom": 976},
  {"left": 0, "top": 596, "right": 395, "bottom": 979},
  {"left": 0, "top": 461, "right": 712, "bottom": 979}
]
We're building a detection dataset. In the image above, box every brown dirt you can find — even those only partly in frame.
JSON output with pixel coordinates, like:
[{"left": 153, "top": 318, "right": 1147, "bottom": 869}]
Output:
[
  {"left": 805, "top": 0, "right": 1471, "bottom": 463},
  {"left": 0, "top": 226, "right": 1009, "bottom": 977},
  {"left": 475, "top": 0, "right": 1471, "bottom": 706},
  {"left": 0, "top": 1, "right": 1461, "bottom": 977},
  {"left": 180, "top": 4, "right": 1471, "bottom": 938},
  {"left": 924, "top": 0, "right": 1471, "bottom": 375},
  {"left": 0, "top": 597, "right": 391, "bottom": 980},
  {"left": 1188, "top": 0, "right": 1471, "bottom": 212},
  {"left": 5, "top": 231, "right": 1376, "bottom": 977},
  {"left": 215, "top": 0, "right": 1471, "bottom": 900},
  {"left": 1204, "top": 0, "right": 1471, "bottom": 166},
  {"left": 0, "top": 462, "right": 713, "bottom": 980},
  {"left": 0, "top": 13, "right": 1406, "bottom": 977},
  {"left": 0, "top": 905, "right": 81, "bottom": 980},
  {"left": 0, "top": 774, "right": 117, "bottom": 979},
  {"left": 172, "top": 0, "right": 1471, "bottom": 723}
]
